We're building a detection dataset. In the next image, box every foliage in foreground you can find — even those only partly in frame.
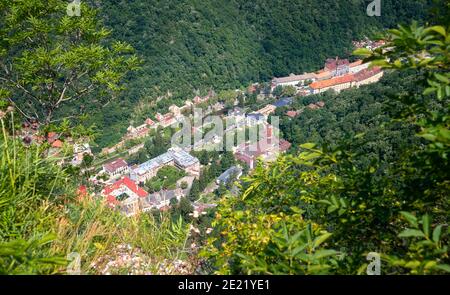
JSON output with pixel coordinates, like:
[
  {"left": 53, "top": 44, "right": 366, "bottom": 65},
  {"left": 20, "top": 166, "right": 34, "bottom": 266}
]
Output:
[
  {"left": 204, "top": 22, "right": 450, "bottom": 275},
  {"left": 0, "top": 113, "right": 191, "bottom": 274}
]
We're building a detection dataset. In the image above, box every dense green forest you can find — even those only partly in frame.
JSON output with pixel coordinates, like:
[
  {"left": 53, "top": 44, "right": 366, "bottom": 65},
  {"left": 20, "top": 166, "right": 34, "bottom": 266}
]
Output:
[
  {"left": 276, "top": 71, "right": 423, "bottom": 169},
  {"left": 1, "top": 0, "right": 448, "bottom": 276},
  {"left": 86, "top": 0, "right": 433, "bottom": 148}
]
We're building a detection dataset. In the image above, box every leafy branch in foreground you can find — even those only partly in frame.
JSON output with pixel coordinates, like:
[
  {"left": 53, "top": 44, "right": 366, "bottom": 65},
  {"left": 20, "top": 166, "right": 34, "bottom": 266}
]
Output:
[
  {"left": 0, "top": 0, "right": 141, "bottom": 125},
  {"left": 382, "top": 212, "right": 449, "bottom": 275},
  {"left": 205, "top": 21, "right": 449, "bottom": 275}
]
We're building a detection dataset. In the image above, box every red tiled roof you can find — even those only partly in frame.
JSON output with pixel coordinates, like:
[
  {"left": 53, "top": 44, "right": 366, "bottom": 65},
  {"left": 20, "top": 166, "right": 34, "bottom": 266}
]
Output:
[
  {"left": 77, "top": 185, "right": 88, "bottom": 200},
  {"left": 103, "top": 158, "right": 128, "bottom": 173},
  {"left": 145, "top": 118, "right": 155, "bottom": 126},
  {"left": 235, "top": 137, "right": 291, "bottom": 161},
  {"left": 106, "top": 195, "right": 120, "bottom": 206},
  {"left": 354, "top": 67, "right": 382, "bottom": 82},
  {"left": 136, "top": 127, "right": 149, "bottom": 137},
  {"left": 47, "top": 132, "right": 59, "bottom": 144},
  {"left": 156, "top": 113, "right": 175, "bottom": 123},
  {"left": 279, "top": 139, "right": 292, "bottom": 152},
  {"left": 325, "top": 58, "right": 350, "bottom": 71},
  {"left": 286, "top": 111, "right": 298, "bottom": 118},
  {"left": 51, "top": 140, "right": 63, "bottom": 148},
  {"left": 234, "top": 152, "right": 254, "bottom": 166},
  {"left": 310, "top": 74, "right": 355, "bottom": 90},
  {"left": 103, "top": 177, "right": 149, "bottom": 199},
  {"left": 316, "top": 101, "right": 325, "bottom": 107},
  {"left": 349, "top": 60, "right": 363, "bottom": 68},
  {"left": 313, "top": 70, "right": 332, "bottom": 80}
]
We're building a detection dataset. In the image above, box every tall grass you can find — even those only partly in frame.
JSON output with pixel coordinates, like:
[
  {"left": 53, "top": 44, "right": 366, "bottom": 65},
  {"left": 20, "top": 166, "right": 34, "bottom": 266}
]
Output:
[
  {"left": 0, "top": 112, "right": 69, "bottom": 274},
  {"left": 0, "top": 112, "right": 192, "bottom": 274}
]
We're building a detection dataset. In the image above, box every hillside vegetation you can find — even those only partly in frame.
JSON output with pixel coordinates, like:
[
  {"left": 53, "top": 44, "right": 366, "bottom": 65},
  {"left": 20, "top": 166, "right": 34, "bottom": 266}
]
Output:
[
  {"left": 0, "top": 1, "right": 448, "bottom": 275},
  {"left": 89, "top": 0, "right": 432, "bottom": 148}
]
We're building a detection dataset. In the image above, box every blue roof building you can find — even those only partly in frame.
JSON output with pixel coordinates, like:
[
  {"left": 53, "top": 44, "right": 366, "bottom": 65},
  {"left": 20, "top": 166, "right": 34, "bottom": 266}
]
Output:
[
  {"left": 216, "top": 166, "right": 243, "bottom": 185},
  {"left": 272, "top": 97, "right": 294, "bottom": 108}
]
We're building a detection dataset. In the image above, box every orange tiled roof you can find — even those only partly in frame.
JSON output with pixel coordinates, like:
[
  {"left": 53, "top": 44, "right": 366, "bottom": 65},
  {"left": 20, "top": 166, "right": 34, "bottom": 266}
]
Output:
[
  {"left": 51, "top": 140, "right": 63, "bottom": 148},
  {"left": 77, "top": 185, "right": 88, "bottom": 201},
  {"left": 313, "top": 70, "right": 332, "bottom": 80},
  {"left": 354, "top": 66, "right": 382, "bottom": 82},
  {"left": 310, "top": 74, "right": 355, "bottom": 90},
  {"left": 103, "top": 177, "right": 149, "bottom": 201},
  {"left": 286, "top": 111, "right": 298, "bottom": 118},
  {"left": 349, "top": 60, "right": 363, "bottom": 68}
]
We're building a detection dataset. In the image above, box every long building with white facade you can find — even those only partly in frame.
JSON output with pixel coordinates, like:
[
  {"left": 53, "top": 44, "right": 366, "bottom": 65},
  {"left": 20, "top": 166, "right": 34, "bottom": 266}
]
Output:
[{"left": 130, "top": 147, "right": 200, "bottom": 184}]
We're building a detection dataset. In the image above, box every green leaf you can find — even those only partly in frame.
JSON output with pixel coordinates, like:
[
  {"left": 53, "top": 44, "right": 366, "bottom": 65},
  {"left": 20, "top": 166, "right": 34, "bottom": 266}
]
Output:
[
  {"left": 404, "top": 260, "right": 421, "bottom": 269},
  {"left": 423, "top": 87, "right": 436, "bottom": 96},
  {"left": 398, "top": 229, "right": 425, "bottom": 238},
  {"left": 434, "top": 73, "right": 450, "bottom": 84},
  {"left": 313, "top": 233, "right": 332, "bottom": 249},
  {"left": 292, "top": 245, "right": 308, "bottom": 257},
  {"left": 424, "top": 261, "right": 437, "bottom": 269},
  {"left": 400, "top": 212, "right": 418, "bottom": 228},
  {"left": 313, "top": 249, "right": 338, "bottom": 259},
  {"left": 301, "top": 152, "right": 322, "bottom": 161},
  {"left": 434, "top": 264, "right": 450, "bottom": 273},
  {"left": 429, "top": 26, "right": 446, "bottom": 37},
  {"left": 419, "top": 133, "right": 437, "bottom": 142},
  {"left": 327, "top": 205, "right": 338, "bottom": 214},
  {"left": 370, "top": 59, "right": 390, "bottom": 67},
  {"left": 432, "top": 225, "right": 443, "bottom": 243},
  {"left": 300, "top": 143, "right": 316, "bottom": 150},
  {"left": 422, "top": 214, "right": 431, "bottom": 238},
  {"left": 353, "top": 48, "right": 372, "bottom": 57}
]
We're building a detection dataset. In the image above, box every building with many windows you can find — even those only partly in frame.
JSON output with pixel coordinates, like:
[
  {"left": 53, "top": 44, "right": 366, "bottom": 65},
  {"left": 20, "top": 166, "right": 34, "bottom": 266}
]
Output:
[
  {"left": 102, "top": 177, "right": 149, "bottom": 217},
  {"left": 130, "top": 147, "right": 200, "bottom": 184},
  {"left": 102, "top": 158, "right": 130, "bottom": 179}
]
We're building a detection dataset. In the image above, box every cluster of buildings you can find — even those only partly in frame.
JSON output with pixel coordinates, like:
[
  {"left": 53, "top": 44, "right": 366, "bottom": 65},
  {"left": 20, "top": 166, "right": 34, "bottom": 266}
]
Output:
[
  {"left": 20, "top": 122, "right": 93, "bottom": 167},
  {"left": 352, "top": 38, "right": 386, "bottom": 51},
  {"left": 234, "top": 124, "right": 291, "bottom": 169},
  {"left": 271, "top": 57, "right": 384, "bottom": 95},
  {"left": 97, "top": 146, "right": 201, "bottom": 216},
  {"left": 101, "top": 176, "right": 189, "bottom": 217},
  {"left": 101, "top": 92, "right": 217, "bottom": 156},
  {"left": 92, "top": 48, "right": 390, "bottom": 218}
]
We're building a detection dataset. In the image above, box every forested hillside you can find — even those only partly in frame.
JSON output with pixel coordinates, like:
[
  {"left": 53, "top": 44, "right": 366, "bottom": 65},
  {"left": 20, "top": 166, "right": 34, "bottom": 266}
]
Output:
[
  {"left": 101, "top": 0, "right": 429, "bottom": 96},
  {"left": 277, "top": 71, "right": 423, "bottom": 169},
  {"left": 88, "top": 0, "right": 432, "bottom": 148}
]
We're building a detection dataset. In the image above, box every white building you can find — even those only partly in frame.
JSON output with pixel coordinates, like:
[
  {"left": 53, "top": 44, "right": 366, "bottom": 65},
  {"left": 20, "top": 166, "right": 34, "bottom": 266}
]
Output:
[
  {"left": 72, "top": 143, "right": 93, "bottom": 166},
  {"left": 349, "top": 60, "right": 370, "bottom": 74},
  {"left": 130, "top": 147, "right": 200, "bottom": 184},
  {"left": 102, "top": 158, "right": 130, "bottom": 180},
  {"left": 272, "top": 73, "right": 316, "bottom": 89}
]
